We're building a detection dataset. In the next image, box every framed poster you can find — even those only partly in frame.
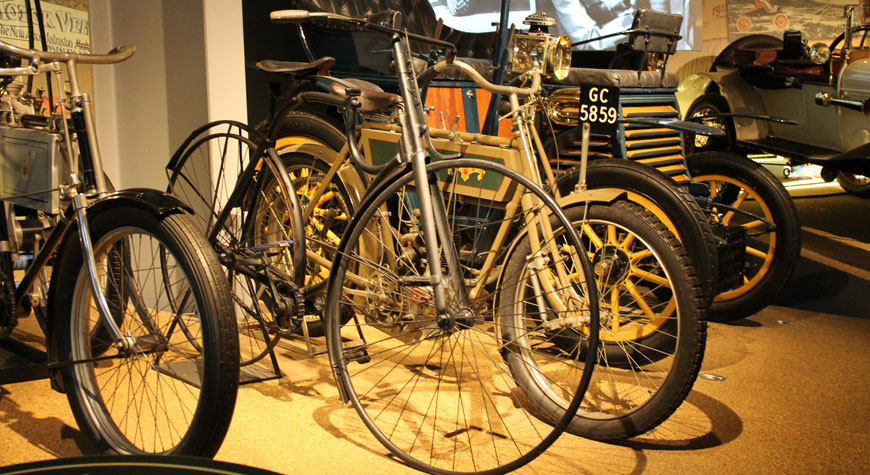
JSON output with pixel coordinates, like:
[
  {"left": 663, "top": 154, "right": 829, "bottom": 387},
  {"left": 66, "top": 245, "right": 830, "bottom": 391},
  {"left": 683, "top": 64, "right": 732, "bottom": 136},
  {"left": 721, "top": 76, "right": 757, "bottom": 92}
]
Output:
[
  {"left": 0, "top": 0, "right": 90, "bottom": 53},
  {"left": 727, "top": 0, "right": 854, "bottom": 41}
]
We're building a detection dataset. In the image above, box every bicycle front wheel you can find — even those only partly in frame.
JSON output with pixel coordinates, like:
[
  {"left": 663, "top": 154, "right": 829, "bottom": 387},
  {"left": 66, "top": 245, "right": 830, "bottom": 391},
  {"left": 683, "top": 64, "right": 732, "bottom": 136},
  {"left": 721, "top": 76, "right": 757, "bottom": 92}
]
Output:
[
  {"left": 52, "top": 206, "right": 239, "bottom": 456},
  {"left": 326, "top": 159, "right": 598, "bottom": 474}
]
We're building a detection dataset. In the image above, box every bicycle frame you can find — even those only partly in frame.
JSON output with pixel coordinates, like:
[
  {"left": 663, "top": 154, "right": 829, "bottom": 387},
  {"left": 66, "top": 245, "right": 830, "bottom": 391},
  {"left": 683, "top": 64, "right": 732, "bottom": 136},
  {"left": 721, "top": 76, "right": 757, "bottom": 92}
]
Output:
[{"left": 282, "top": 59, "right": 593, "bottom": 326}]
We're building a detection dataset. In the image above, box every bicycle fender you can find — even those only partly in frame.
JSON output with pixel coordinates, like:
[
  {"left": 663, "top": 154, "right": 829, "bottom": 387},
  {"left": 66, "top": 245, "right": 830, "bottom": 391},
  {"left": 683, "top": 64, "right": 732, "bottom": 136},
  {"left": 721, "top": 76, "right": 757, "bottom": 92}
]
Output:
[
  {"left": 556, "top": 188, "right": 624, "bottom": 207},
  {"left": 276, "top": 142, "right": 367, "bottom": 211},
  {"left": 48, "top": 189, "right": 192, "bottom": 265},
  {"left": 87, "top": 188, "right": 193, "bottom": 217}
]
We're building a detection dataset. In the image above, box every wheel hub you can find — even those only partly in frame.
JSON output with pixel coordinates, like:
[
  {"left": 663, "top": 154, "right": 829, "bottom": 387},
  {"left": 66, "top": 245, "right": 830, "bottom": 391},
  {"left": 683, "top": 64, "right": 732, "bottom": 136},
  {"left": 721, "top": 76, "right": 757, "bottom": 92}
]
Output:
[{"left": 592, "top": 246, "right": 631, "bottom": 286}]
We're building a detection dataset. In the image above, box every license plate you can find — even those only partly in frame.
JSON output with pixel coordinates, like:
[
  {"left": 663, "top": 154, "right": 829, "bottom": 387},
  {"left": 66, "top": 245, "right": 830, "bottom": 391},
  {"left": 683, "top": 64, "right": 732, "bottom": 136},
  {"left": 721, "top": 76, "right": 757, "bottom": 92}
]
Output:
[{"left": 578, "top": 85, "right": 619, "bottom": 135}]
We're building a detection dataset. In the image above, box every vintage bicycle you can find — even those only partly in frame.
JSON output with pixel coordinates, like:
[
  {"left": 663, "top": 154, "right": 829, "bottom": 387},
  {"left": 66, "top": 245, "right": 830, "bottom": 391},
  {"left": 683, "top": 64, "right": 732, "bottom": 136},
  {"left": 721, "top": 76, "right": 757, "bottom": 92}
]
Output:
[
  {"left": 261, "top": 13, "right": 708, "bottom": 443},
  {"left": 168, "top": 9, "right": 604, "bottom": 475},
  {"left": 171, "top": 9, "right": 711, "bottom": 470},
  {"left": 0, "top": 40, "right": 239, "bottom": 456}
]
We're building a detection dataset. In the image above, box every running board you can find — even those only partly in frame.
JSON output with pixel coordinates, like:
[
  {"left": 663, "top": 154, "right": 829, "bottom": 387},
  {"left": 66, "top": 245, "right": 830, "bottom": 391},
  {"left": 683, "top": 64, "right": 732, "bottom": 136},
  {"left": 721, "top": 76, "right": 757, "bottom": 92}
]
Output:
[{"left": 155, "top": 359, "right": 280, "bottom": 387}]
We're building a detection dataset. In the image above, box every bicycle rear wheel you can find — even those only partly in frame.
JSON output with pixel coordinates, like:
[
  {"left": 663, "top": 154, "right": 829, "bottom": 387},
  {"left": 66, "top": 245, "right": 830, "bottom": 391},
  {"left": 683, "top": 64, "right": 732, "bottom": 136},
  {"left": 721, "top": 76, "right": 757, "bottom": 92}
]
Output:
[
  {"left": 167, "top": 121, "right": 303, "bottom": 365},
  {"left": 326, "top": 159, "right": 599, "bottom": 474},
  {"left": 53, "top": 207, "right": 239, "bottom": 456}
]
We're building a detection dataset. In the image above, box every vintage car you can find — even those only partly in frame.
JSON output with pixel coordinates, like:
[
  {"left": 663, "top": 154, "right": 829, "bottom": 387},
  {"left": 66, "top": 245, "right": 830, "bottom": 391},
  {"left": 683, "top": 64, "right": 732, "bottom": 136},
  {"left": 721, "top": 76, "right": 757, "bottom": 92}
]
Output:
[
  {"left": 678, "top": 4, "right": 870, "bottom": 197},
  {"left": 271, "top": 0, "right": 801, "bottom": 323}
]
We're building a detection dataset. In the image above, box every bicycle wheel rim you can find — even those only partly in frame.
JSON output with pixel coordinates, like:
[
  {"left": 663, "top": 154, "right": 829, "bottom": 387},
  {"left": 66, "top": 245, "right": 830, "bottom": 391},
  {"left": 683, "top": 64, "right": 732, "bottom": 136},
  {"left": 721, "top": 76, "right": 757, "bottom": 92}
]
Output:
[
  {"left": 167, "top": 125, "right": 302, "bottom": 366},
  {"left": 325, "top": 159, "right": 599, "bottom": 474},
  {"left": 66, "top": 227, "right": 209, "bottom": 453}
]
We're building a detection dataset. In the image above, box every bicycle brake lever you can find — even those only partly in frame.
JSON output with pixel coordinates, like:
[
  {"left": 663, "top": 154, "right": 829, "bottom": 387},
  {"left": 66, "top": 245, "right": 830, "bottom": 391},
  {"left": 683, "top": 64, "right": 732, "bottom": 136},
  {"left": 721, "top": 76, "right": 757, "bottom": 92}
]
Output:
[{"left": 423, "top": 129, "right": 462, "bottom": 160}]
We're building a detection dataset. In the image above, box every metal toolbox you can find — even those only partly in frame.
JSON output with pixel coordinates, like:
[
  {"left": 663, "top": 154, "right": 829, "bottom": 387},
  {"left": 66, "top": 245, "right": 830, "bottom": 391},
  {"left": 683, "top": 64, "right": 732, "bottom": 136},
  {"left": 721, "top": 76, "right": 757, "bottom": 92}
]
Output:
[{"left": 0, "top": 125, "right": 66, "bottom": 214}]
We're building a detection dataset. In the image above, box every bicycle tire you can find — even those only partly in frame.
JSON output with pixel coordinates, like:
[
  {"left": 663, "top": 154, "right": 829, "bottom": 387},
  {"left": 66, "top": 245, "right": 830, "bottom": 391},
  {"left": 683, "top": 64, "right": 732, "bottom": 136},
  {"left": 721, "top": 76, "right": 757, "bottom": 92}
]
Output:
[
  {"left": 52, "top": 206, "right": 239, "bottom": 456},
  {"left": 281, "top": 151, "right": 354, "bottom": 337},
  {"left": 555, "top": 159, "right": 719, "bottom": 311},
  {"left": 501, "top": 200, "right": 706, "bottom": 440},
  {"left": 167, "top": 121, "right": 304, "bottom": 364},
  {"left": 325, "top": 158, "right": 599, "bottom": 474},
  {"left": 272, "top": 111, "right": 355, "bottom": 337}
]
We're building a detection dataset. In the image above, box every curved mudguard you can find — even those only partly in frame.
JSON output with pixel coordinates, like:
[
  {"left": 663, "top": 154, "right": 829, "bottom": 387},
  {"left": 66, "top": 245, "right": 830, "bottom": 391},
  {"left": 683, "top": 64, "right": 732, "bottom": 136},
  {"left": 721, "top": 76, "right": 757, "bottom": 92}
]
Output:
[
  {"left": 620, "top": 117, "right": 728, "bottom": 137},
  {"left": 87, "top": 188, "right": 193, "bottom": 216},
  {"left": 46, "top": 188, "right": 193, "bottom": 392},
  {"left": 50, "top": 188, "right": 194, "bottom": 273},
  {"left": 678, "top": 71, "right": 777, "bottom": 141}
]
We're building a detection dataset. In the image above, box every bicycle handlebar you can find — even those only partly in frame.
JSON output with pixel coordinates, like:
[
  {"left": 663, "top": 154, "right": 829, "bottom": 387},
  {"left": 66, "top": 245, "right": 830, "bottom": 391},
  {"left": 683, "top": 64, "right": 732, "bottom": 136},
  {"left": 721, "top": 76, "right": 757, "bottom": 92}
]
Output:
[
  {"left": 430, "top": 60, "right": 541, "bottom": 97},
  {"left": 0, "top": 39, "right": 135, "bottom": 66}
]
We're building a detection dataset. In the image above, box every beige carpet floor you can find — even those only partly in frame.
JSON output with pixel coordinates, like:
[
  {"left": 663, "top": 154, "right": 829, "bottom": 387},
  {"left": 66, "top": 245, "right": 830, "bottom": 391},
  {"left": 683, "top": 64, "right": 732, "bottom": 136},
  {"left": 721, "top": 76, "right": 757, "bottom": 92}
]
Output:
[{"left": 1, "top": 301, "right": 868, "bottom": 474}]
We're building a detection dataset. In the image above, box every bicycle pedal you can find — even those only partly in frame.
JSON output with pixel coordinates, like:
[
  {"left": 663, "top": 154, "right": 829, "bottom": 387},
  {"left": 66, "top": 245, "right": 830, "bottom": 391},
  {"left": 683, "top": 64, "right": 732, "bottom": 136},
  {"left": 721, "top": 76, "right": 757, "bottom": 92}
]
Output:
[{"left": 342, "top": 340, "right": 370, "bottom": 364}]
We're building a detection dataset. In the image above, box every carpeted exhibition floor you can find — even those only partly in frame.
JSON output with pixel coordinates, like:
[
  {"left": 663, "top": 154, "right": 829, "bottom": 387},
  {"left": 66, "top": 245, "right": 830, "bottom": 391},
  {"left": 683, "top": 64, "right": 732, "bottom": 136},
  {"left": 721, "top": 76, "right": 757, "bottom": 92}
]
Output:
[{"left": 1, "top": 257, "right": 868, "bottom": 474}]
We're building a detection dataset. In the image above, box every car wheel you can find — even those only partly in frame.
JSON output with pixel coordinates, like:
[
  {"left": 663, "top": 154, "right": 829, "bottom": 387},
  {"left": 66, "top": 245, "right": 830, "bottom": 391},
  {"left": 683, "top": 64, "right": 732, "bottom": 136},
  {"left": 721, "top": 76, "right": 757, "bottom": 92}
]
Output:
[
  {"left": 836, "top": 172, "right": 870, "bottom": 198},
  {"left": 685, "top": 94, "right": 735, "bottom": 153},
  {"left": 688, "top": 152, "right": 802, "bottom": 321}
]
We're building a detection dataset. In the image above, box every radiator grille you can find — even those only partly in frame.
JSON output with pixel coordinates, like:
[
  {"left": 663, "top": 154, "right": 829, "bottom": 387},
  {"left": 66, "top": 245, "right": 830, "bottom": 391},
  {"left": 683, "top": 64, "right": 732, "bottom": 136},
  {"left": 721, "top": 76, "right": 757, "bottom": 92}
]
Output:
[{"left": 550, "top": 89, "right": 691, "bottom": 184}]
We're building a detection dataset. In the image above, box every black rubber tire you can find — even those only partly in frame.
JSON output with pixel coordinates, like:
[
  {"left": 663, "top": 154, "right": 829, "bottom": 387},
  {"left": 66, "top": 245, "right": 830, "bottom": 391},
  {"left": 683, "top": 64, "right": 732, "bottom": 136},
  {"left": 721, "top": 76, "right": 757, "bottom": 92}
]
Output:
[
  {"left": 274, "top": 112, "right": 350, "bottom": 337},
  {"left": 836, "top": 172, "right": 870, "bottom": 198},
  {"left": 687, "top": 151, "right": 802, "bottom": 321},
  {"left": 501, "top": 201, "right": 706, "bottom": 440},
  {"left": 53, "top": 207, "right": 239, "bottom": 456},
  {"left": 556, "top": 159, "right": 718, "bottom": 311},
  {"left": 272, "top": 110, "right": 346, "bottom": 150},
  {"left": 0, "top": 252, "right": 14, "bottom": 339},
  {"left": 326, "top": 159, "right": 598, "bottom": 474},
  {"left": 684, "top": 93, "right": 735, "bottom": 153},
  {"left": 280, "top": 152, "right": 354, "bottom": 337}
]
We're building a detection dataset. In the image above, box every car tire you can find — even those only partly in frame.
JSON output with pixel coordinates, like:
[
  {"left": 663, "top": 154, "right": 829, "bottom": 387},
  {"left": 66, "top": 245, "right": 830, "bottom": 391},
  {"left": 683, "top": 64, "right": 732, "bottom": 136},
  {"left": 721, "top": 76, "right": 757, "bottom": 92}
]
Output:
[
  {"left": 685, "top": 94, "right": 735, "bottom": 153},
  {"left": 688, "top": 152, "right": 802, "bottom": 321},
  {"left": 836, "top": 172, "right": 870, "bottom": 198}
]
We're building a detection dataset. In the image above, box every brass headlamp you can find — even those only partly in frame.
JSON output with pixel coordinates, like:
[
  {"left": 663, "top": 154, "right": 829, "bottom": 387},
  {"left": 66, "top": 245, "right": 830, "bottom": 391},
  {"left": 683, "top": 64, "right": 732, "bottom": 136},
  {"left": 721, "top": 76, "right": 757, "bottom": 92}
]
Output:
[{"left": 511, "top": 12, "right": 571, "bottom": 80}]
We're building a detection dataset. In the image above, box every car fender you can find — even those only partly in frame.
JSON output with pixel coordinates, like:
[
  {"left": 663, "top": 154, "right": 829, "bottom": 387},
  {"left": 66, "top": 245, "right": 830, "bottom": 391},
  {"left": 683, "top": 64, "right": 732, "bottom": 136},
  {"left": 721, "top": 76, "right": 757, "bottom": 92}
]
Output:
[
  {"left": 681, "top": 70, "right": 772, "bottom": 143},
  {"left": 838, "top": 58, "right": 870, "bottom": 152},
  {"left": 676, "top": 73, "right": 716, "bottom": 115}
]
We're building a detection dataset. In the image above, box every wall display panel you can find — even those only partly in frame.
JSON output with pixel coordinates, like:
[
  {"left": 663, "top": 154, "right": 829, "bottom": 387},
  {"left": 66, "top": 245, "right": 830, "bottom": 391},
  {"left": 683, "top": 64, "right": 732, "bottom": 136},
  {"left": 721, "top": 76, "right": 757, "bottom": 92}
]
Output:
[
  {"left": 0, "top": 0, "right": 90, "bottom": 53},
  {"left": 727, "top": 0, "right": 860, "bottom": 41}
]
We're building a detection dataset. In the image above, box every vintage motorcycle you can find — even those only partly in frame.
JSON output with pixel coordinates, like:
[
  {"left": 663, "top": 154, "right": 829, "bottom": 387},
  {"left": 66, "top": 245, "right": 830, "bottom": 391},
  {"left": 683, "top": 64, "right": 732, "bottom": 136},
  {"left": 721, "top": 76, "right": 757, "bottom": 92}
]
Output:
[{"left": 0, "top": 38, "right": 239, "bottom": 456}]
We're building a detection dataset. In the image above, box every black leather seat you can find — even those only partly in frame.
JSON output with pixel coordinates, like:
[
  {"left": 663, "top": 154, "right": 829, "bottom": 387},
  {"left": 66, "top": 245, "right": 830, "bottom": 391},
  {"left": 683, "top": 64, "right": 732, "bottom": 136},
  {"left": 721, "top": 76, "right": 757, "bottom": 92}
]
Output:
[
  {"left": 554, "top": 68, "right": 679, "bottom": 88},
  {"left": 287, "top": 0, "right": 499, "bottom": 81},
  {"left": 287, "top": 0, "right": 675, "bottom": 88}
]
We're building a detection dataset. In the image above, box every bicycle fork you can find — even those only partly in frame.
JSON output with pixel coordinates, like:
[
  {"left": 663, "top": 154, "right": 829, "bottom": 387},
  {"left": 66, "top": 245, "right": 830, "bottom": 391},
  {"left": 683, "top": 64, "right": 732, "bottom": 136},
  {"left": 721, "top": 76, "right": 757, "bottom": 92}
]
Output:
[
  {"left": 391, "top": 34, "right": 470, "bottom": 324},
  {"left": 71, "top": 193, "right": 136, "bottom": 351}
]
